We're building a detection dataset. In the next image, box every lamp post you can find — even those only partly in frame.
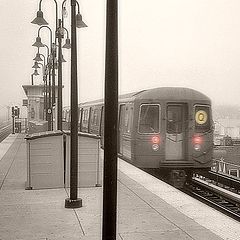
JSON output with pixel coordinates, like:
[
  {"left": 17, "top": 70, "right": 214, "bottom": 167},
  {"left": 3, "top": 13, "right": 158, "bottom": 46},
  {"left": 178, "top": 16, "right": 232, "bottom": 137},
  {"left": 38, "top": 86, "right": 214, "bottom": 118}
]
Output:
[
  {"left": 57, "top": 21, "right": 70, "bottom": 131},
  {"left": 33, "top": 61, "right": 48, "bottom": 120},
  {"left": 32, "top": 0, "right": 87, "bottom": 208},
  {"left": 57, "top": 19, "right": 63, "bottom": 131},
  {"left": 43, "top": 44, "right": 51, "bottom": 122},
  {"left": 32, "top": 0, "right": 60, "bottom": 129},
  {"left": 65, "top": 0, "right": 87, "bottom": 209},
  {"left": 33, "top": 51, "right": 48, "bottom": 120},
  {"left": 32, "top": 27, "right": 54, "bottom": 130}
]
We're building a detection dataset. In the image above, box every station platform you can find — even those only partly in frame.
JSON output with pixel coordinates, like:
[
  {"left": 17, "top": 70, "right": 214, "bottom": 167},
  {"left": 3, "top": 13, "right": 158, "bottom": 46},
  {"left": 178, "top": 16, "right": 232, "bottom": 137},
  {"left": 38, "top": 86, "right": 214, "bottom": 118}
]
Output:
[{"left": 0, "top": 134, "right": 239, "bottom": 240}]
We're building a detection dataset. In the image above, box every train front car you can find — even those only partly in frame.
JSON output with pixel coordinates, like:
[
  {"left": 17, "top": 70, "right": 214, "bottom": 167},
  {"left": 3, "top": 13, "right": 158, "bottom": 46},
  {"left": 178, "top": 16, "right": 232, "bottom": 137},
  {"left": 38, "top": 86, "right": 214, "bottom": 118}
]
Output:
[{"left": 131, "top": 87, "right": 214, "bottom": 188}]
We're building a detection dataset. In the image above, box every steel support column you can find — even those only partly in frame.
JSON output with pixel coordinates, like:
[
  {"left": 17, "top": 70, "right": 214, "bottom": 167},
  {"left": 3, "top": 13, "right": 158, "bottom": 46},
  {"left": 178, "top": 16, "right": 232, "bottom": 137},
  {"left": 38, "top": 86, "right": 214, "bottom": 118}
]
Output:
[{"left": 102, "top": 0, "right": 118, "bottom": 239}]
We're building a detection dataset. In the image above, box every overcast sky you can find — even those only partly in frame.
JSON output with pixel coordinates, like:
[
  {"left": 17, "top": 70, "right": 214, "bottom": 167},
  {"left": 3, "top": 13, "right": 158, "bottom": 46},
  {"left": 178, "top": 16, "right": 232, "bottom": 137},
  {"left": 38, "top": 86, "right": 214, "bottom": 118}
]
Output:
[{"left": 1, "top": 0, "right": 240, "bottom": 115}]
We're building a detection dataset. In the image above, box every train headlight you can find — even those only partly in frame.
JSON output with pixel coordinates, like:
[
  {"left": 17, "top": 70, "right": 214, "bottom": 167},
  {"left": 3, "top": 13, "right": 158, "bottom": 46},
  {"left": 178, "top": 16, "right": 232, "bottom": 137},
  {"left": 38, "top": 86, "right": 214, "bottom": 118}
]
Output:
[
  {"left": 194, "top": 144, "right": 201, "bottom": 151},
  {"left": 192, "top": 135, "right": 203, "bottom": 145},
  {"left": 152, "top": 136, "right": 160, "bottom": 144},
  {"left": 152, "top": 144, "right": 159, "bottom": 151},
  {"left": 192, "top": 135, "right": 203, "bottom": 151}
]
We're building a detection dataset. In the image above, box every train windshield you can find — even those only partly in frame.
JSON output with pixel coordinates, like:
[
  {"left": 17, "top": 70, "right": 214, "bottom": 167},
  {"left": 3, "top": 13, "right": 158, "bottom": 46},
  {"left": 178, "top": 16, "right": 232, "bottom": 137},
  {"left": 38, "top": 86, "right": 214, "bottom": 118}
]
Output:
[
  {"left": 138, "top": 104, "right": 160, "bottom": 133},
  {"left": 195, "top": 105, "right": 211, "bottom": 133},
  {"left": 167, "top": 105, "right": 183, "bottom": 134}
]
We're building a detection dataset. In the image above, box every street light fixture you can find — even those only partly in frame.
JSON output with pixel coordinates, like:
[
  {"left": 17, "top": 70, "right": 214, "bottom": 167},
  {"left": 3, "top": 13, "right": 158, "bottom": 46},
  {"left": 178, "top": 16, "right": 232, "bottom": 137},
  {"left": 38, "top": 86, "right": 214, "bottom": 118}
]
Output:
[
  {"left": 61, "top": 54, "right": 67, "bottom": 62},
  {"left": 31, "top": 10, "right": 48, "bottom": 25},
  {"left": 33, "top": 69, "right": 39, "bottom": 76},
  {"left": 76, "top": 13, "right": 87, "bottom": 28},
  {"left": 31, "top": 69, "right": 39, "bottom": 85},
  {"left": 62, "top": 38, "right": 71, "bottom": 49},
  {"left": 32, "top": 61, "right": 40, "bottom": 69},
  {"left": 31, "top": 0, "right": 58, "bottom": 29},
  {"left": 32, "top": 36, "right": 45, "bottom": 48},
  {"left": 33, "top": 52, "right": 43, "bottom": 62}
]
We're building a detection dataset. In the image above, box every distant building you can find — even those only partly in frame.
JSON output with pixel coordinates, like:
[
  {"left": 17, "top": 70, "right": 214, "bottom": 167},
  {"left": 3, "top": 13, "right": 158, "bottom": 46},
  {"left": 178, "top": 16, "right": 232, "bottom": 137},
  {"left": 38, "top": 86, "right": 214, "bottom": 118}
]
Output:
[{"left": 214, "top": 118, "right": 240, "bottom": 139}]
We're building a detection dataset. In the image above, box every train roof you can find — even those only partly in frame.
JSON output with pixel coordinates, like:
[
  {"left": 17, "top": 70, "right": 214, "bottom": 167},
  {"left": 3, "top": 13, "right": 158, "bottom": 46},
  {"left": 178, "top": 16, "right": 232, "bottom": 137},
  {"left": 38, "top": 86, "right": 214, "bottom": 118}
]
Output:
[
  {"left": 132, "top": 87, "right": 211, "bottom": 102},
  {"left": 74, "top": 87, "right": 211, "bottom": 108}
]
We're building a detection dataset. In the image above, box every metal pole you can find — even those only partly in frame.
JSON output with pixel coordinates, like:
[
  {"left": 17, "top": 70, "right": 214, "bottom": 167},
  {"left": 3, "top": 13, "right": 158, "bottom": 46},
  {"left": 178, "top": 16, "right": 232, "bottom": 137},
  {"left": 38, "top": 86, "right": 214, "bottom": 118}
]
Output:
[
  {"left": 45, "top": 75, "right": 48, "bottom": 121},
  {"left": 57, "top": 19, "right": 63, "bottom": 131},
  {"left": 102, "top": 0, "right": 118, "bottom": 239},
  {"left": 65, "top": 0, "right": 82, "bottom": 208},
  {"left": 31, "top": 74, "right": 34, "bottom": 85},
  {"left": 12, "top": 114, "right": 15, "bottom": 134},
  {"left": 43, "top": 77, "right": 47, "bottom": 121},
  {"left": 48, "top": 65, "right": 52, "bottom": 131},
  {"left": 52, "top": 51, "right": 56, "bottom": 131}
]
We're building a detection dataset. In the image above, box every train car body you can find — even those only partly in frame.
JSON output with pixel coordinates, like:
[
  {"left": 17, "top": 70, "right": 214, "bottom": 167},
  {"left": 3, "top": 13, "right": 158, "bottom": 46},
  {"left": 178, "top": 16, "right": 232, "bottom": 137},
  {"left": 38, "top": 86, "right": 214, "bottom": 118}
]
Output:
[{"left": 63, "top": 87, "right": 214, "bottom": 187}]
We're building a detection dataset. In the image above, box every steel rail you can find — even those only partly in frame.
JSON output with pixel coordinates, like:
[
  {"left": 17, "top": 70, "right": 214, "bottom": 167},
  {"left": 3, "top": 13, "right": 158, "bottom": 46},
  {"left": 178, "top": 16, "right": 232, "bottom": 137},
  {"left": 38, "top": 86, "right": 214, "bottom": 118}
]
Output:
[{"left": 185, "top": 178, "right": 240, "bottom": 221}]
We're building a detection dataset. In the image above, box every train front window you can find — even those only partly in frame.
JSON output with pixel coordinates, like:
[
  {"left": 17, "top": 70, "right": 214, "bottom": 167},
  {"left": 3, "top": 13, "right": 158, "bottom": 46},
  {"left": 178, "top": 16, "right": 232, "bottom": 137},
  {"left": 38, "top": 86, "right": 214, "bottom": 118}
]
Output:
[
  {"left": 167, "top": 105, "right": 183, "bottom": 134},
  {"left": 195, "top": 105, "right": 210, "bottom": 133},
  {"left": 138, "top": 104, "right": 160, "bottom": 133}
]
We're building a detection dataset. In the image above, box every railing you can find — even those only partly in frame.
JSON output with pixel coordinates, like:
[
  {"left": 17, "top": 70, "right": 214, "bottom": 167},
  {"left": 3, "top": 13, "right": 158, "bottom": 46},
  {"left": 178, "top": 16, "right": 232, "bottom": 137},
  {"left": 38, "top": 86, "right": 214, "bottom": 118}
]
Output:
[{"left": 212, "top": 159, "right": 240, "bottom": 178}]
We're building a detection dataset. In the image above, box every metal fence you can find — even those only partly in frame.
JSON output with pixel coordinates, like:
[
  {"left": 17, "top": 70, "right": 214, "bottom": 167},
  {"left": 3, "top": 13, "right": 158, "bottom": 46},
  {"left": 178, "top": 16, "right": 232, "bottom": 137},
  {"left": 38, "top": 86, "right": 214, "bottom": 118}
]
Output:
[{"left": 212, "top": 158, "right": 240, "bottom": 178}]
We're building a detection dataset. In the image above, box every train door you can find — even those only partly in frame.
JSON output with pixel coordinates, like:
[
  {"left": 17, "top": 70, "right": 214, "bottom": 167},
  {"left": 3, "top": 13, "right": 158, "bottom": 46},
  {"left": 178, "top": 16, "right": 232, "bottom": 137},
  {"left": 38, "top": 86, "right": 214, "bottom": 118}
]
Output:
[
  {"left": 119, "top": 104, "right": 134, "bottom": 160},
  {"left": 165, "top": 103, "right": 188, "bottom": 160},
  {"left": 119, "top": 104, "right": 126, "bottom": 155}
]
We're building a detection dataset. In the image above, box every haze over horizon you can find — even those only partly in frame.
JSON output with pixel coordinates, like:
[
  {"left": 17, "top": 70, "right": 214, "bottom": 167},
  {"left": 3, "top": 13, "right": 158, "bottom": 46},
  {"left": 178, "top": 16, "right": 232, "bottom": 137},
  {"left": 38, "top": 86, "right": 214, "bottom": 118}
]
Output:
[{"left": 1, "top": 0, "right": 240, "bottom": 112}]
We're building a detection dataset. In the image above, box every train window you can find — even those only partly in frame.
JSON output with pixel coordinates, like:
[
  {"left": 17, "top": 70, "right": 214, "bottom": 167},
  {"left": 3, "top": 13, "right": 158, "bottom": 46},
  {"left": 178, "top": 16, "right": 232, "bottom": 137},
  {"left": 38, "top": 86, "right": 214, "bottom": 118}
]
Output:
[
  {"left": 82, "top": 109, "right": 89, "bottom": 124},
  {"left": 66, "top": 110, "right": 70, "bottom": 122},
  {"left": 119, "top": 104, "right": 126, "bottom": 132},
  {"left": 78, "top": 108, "right": 82, "bottom": 124},
  {"left": 125, "top": 105, "right": 133, "bottom": 133},
  {"left": 195, "top": 105, "right": 210, "bottom": 133},
  {"left": 167, "top": 105, "right": 183, "bottom": 134},
  {"left": 62, "top": 110, "right": 67, "bottom": 122},
  {"left": 138, "top": 104, "right": 160, "bottom": 133},
  {"left": 78, "top": 108, "right": 81, "bottom": 122},
  {"left": 91, "top": 108, "right": 100, "bottom": 126}
]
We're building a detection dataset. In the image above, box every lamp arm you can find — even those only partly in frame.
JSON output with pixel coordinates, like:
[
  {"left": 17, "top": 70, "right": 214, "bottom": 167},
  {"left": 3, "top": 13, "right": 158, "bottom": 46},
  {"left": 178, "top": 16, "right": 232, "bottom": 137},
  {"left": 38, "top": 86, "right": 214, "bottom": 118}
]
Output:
[
  {"left": 38, "top": 0, "right": 58, "bottom": 33},
  {"left": 38, "top": 26, "right": 53, "bottom": 51}
]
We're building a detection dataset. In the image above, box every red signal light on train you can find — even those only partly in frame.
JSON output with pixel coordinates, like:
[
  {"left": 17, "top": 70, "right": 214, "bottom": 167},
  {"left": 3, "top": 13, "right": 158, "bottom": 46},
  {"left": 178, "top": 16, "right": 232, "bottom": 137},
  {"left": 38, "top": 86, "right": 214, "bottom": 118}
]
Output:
[
  {"left": 192, "top": 135, "right": 203, "bottom": 145},
  {"left": 152, "top": 136, "right": 160, "bottom": 144}
]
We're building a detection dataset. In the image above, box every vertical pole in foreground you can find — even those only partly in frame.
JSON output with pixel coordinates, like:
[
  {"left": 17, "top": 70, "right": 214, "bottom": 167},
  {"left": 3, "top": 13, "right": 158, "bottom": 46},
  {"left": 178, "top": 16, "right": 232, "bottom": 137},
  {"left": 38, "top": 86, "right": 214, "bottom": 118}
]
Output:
[
  {"left": 57, "top": 19, "right": 63, "bottom": 131},
  {"left": 65, "top": 0, "right": 82, "bottom": 208},
  {"left": 102, "top": 0, "right": 118, "bottom": 239}
]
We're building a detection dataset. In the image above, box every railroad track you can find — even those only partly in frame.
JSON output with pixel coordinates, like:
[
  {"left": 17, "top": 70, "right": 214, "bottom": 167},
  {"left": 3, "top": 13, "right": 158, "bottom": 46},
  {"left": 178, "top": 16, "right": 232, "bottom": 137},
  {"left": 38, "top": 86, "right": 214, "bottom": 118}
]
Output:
[
  {"left": 199, "top": 170, "right": 240, "bottom": 193},
  {"left": 146, "top": 168, "right": 240, "bottom": 221},
  {"left": 0, "top": 122, "right": 12, "bottom": 143},
  {"left": 184, "top": 175, "right": 240, "bottom": 221}
]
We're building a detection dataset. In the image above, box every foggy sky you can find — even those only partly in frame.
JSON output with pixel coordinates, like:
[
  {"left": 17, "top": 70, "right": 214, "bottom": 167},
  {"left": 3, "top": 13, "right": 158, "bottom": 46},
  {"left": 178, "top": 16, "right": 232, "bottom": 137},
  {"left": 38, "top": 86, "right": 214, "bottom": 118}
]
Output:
[{"left": 1, "top": 0, "right": 240, "bottom": 113}]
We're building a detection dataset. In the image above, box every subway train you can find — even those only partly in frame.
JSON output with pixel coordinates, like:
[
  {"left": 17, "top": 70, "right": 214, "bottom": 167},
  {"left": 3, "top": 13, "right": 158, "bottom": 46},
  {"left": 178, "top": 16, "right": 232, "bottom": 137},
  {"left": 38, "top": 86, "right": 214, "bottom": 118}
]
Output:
[{"left": 62, "top": 87, "right": 214, "bottom": 187}]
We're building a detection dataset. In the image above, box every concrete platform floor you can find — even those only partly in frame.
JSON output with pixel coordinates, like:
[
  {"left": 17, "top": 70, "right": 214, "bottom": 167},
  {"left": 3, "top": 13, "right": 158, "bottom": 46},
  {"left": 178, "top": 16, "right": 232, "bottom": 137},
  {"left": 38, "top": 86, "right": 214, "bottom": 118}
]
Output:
[{"left": 0, "top": 134, "right": 238, "bottom": 239}]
